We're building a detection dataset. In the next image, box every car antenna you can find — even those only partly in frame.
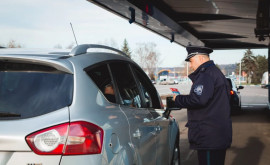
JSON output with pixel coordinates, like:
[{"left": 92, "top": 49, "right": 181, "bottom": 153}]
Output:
[{"left": 70, "top": 22, "right": 78, "bottom": 46}]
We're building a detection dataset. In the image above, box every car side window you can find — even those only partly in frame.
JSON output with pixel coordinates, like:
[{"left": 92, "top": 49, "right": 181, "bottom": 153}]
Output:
[
  {"left": 86, "top": 64, "right": 116, "bottom": 103},
  {"left": 133, "top": 66, "right": 161, "bottom": 109},
  {"left": 109, "top": 62, "right": 142, "bottom": 108}
]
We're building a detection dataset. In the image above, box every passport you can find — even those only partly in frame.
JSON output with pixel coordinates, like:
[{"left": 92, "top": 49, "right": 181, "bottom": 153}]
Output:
[{"left": 170, "top": 88, "right": 180, "bottom": 95}]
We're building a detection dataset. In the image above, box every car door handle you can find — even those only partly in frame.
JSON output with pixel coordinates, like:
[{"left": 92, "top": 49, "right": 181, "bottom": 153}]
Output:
[
  {"left": 133, "top": 129, "right": 141, "bottom": 139},
  {"left": 155, "top": 126, "right": 161, "bottom": 132},
  {"left": 155, "top": 125, "right": 161, "bottom": 134}
]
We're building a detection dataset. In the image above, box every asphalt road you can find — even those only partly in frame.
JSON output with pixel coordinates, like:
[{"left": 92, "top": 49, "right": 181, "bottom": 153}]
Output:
[{"left": 156, "top": 84, "right": 270, "bottom": 165}]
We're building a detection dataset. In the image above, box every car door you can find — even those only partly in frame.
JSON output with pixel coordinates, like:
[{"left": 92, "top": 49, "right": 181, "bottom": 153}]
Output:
[
  {"left": 84, "top": 62, "right": 136, "bottom": 164},
  {"left": 132, "top": 66, "right": 171, "bottom": 165},
  {"left": 109, "top": 61, "right": 157, "bottom": 165}
]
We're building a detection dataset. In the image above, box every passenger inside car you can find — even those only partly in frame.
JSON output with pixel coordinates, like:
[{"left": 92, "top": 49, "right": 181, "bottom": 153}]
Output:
[{"left": 103, "top": 83, "right": 116, "bottom": 103}]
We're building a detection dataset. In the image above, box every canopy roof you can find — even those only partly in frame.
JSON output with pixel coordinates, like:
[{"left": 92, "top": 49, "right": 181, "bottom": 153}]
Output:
[{"left": 88, "top": 0, "right": 270, "bottom": 49}]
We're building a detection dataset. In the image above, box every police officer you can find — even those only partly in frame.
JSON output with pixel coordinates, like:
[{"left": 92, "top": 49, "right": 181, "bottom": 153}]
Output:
[{"left": 173, "top": 46, "right": 232, "bottom": 165}]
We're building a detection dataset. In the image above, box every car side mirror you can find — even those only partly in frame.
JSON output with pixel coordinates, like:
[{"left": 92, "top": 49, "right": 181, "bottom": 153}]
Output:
[
  {"left": 238, "top": 86, "right": 244, "bottom": 90},
  {"left": 163, "top": 96, "right": 181, "bottom": 119}
]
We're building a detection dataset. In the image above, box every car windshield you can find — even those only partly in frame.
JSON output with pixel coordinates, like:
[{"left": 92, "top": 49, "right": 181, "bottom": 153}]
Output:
[{"left": 0, "top": 63, "right": 73, "bottom": 120}]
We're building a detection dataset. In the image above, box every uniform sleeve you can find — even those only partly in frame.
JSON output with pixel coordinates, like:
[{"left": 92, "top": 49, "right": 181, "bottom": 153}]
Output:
[{"left": 175, "top": 73, "right": 214, "bottom": 109}]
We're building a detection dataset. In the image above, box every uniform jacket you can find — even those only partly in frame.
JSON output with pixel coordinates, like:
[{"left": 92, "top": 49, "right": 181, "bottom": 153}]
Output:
[{"left": 175, "top": 60, "right": 232, "bottom": 150}]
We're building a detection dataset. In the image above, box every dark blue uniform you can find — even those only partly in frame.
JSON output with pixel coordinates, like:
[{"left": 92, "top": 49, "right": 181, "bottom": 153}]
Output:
[{"left": 175, "top": 60, "right": 232, "bottom": 150}]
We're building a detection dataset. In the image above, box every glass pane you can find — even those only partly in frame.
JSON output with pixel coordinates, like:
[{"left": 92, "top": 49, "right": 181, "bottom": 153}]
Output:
[
  {"left": 110, "top": 62, "right": 142, "bottom": 108},
  {"left": 0, "top": 71, "right": 73, "bottom": 119},
  {"left": 86, "top": 64, "right": 116, "bottom": 103},
  {"left": 133, "top": 67, "right": 161, "bottom": 109}
]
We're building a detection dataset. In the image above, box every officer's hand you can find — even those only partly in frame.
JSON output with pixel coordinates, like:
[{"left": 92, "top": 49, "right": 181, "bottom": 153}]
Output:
[{"left": 173, "top": 94, "right": 177, "bottom": 101}]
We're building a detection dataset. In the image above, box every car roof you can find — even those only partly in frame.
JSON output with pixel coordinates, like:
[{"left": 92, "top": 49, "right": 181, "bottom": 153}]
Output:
[
  {"left": 0, "top": 45, "right": 135, "bottom": 74},
  {"left": 0, "top": 49, "right": 74, "bottom": 73},
  {"left": 0, "top": 48, "right": 70, "bottom": 59}
]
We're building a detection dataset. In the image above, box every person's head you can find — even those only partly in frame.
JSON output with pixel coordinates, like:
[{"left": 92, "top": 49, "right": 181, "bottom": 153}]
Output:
[
  {"left": 189, "top": 54, "right": 210, "bottom": 71},
  {"left": 185, "top": 46, "right": 213, "bottom": 71},
  {"left": 104, "top": 83, "right": 114, "bottom": 95}
]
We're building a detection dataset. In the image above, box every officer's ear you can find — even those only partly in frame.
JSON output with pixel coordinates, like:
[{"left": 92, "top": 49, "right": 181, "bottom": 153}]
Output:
[{"left": 200, "top": 55, "right": 210, "bottom": 62}]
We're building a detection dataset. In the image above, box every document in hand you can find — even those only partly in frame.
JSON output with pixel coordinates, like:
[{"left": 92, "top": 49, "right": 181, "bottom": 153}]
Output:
[{"left": 170, "top": 88, "right": 180, "bottom": 95}]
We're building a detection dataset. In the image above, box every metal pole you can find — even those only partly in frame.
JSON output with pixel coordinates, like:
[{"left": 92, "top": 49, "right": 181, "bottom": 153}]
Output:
[
  {"left": 174, "top": 67, "right": 176, "bottom": 78},
  {"left": 239, "top": 61, "right": 241, "bottom": 85},
  {"left": 156, "top": 66, "right": 158, "bottom": 80}
]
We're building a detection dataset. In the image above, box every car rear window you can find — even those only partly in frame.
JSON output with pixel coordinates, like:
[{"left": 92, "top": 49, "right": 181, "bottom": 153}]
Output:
[{"left": 0, "top": 62, "right": 73, "bottom": 120}]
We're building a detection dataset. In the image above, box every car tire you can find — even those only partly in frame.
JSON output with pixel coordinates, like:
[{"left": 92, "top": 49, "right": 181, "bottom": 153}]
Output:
[{"left": 171, "top": 133, "right": 180, "bottom": 165}]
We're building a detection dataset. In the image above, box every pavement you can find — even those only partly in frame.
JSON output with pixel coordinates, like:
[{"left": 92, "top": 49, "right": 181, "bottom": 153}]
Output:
[
  {"left": 171, "top": 109, "right": 198, "bottom": 165},
  {"left": 156, "top": 84, "right": 270, "bottom": 165},
  {"left": 226, "top": 108, "right": 270, "bottom": 165},
  {"left": 172, "top": 108, "right": 270, "bottom": 165}
]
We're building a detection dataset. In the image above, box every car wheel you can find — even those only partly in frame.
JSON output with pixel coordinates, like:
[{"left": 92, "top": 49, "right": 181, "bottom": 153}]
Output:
[{"left": 171, "top": 133, "right": 180, "bottom": 165}]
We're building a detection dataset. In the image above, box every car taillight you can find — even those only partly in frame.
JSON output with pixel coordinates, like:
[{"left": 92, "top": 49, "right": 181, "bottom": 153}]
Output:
[
  {"left": 65, "top": 121, "right": 103, "bottom": 155},
  {"left": 230, "top": 90, "right": 234, "bottom": 95},
  {"left": 26, "top": 121, "right": 103, "bottom": 155}
]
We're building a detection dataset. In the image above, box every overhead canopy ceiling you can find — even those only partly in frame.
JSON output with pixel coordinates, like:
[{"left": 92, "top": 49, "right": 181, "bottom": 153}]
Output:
[{"left": 88, "top": 0, "right": 270, "bottom": 49}]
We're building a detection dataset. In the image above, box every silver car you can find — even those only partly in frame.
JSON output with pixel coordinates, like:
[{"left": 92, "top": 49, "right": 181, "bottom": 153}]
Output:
[{"left": 0, "top": 44, "right": 180, "bottom": 165}]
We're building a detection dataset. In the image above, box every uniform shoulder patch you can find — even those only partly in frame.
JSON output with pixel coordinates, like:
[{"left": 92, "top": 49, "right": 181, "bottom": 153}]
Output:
[{"left": 194, "top": 85, "right": 203, "bottom": 95}]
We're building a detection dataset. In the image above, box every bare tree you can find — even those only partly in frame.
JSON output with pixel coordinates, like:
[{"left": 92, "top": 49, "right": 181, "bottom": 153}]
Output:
[
  {"left": 135, "top": 43, "right": 160, "bottom": 79},
  {"left": 7, "top": 40, "right": 22, "bottom": 48},
  {"left": 98, "top": 38, "right": 119, "bottom": 49},
  {"left": 54, "top": 44, "right": 62, "bottom": 49},
  {"left": 66, "top": 42, "right": 75, "bottom": 49}
]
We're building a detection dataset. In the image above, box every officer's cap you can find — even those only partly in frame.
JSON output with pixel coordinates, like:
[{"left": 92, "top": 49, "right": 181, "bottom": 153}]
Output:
[{"left": 185, "top": 46, "right": 213, "bottom": 62}]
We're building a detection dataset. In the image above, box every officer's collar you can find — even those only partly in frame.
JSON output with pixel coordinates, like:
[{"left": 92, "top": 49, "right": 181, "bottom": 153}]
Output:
[{"left": 189, "top": 60, "right": 215, "bottom": 80}]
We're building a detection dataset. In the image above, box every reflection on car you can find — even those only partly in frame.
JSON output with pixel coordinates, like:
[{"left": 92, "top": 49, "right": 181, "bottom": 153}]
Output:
[
  {"left": 226, "top": 77, "right": 244, "bottom": 114},
  {"left": 0, "top": 44, "right": 180, "bottom": 165}
]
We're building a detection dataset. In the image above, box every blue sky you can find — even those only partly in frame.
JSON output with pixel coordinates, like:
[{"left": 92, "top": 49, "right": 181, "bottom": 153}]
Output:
[{"left": 0, "top": 0, "right": 268, "bottom": 67}]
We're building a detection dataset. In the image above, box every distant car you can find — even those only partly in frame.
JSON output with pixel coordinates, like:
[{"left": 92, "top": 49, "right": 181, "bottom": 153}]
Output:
[
  {"left": 159, "top": 78, "right": 174, "bottom": 85},
  {"left": 173, "top": 79, "right": 179, "bottom": 84},
  {"left": 261, "top": 71, "right": 268, "bottom": 88},
  {"left": 0, "top": 44, "right": 180, "bottom": 165},
  {"left": 226, "top": 78, "right": 244, "bottom": 114},
  {"left": 151, "top": 79, "right": 156, "bottom": 84},
  {"left": 262, "top": 84, "right": 270, "bottom": 89}
]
